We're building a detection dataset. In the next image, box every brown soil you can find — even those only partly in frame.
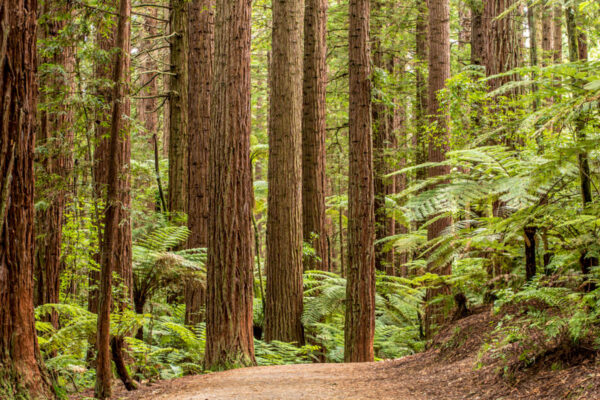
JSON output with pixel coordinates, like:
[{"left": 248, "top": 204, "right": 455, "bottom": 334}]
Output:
[{"left": 75, "top": 308, "right": 600, "bottom": 400}]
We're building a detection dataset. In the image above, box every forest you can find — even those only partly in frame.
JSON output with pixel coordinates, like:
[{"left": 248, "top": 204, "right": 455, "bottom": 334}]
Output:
[{"left": 1, "top": 0, "right": 600, "bottom": 398}]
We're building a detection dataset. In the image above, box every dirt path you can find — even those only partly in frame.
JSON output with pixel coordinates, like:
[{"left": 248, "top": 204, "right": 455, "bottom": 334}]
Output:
[
  {"left": 75, "top": 310, "right": 598, "bottom": 399},
  {"left": 108, "top": 352, "right": 481, "bottom": 400},
  {"left": 125, "top": 362, "right": 422, "bottom": 400}
]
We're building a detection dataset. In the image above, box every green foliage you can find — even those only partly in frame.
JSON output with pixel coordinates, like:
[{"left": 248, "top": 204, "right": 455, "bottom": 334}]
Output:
[
  {"left": 303, "top": 270, "right": 425, "bottom": 361},
  {"left": 255, "top": 340, "right": 320, "bottom": 366}
]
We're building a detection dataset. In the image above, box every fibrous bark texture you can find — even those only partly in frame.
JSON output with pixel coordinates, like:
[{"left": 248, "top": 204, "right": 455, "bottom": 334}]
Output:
[
  {"left": 186, "top": 0, "right": 213, "bottom": 326},
  {"left": 372, "top": 0, "right": 392, "bottom": 272},
  {"left": 138, "top": 3, "right": 159, "bottom": 142},
  {"left": 302, "top": 0, "right": 329, "bottom": 272},
  {"left": 168, "top": 0, "right": 189, "bottom": 218},
  {"left": 482, "top": 0, "right": 522, "bottom": 90},
  {"left": 390, "top": 61, "right": 408, "bottom": 276},
  {"left": 425, "top": 0, "right": 451, "bottom": 337},
  {"left": 541, "top": 3, "right": 553, "bottom": 65},
  {"left": 552, "top": 5, "right": 562, "bottom": 63},
  {"left": 344, "top": 0, "right": 375, "bottom": 363},
  {"left": 414, "top": 0, "right": 428, "bottom": 181},
  {"left": 0, "top": 1, "right": 54, "bottom": 398},
  {"left": 470, "top": 3, "right": 483, "bottom": 65},
  {"left": 265, "top": 0, "right": 305, "bottom": 344},
  {"left": 204, "top": 0, "right": 255, "bottom": 370}
]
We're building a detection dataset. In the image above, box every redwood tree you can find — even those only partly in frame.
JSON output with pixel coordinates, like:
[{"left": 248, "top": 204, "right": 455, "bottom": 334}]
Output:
[
  {"left": 482, "top": 0, "right": 522, "bottom": 91},
  {"left": 204, "top": 0, "right": 255, "bottom": 369},
  {"left": 89, "top": 18, "right": 114, "bottom": 317},
  {"left": 168, "top": 0, "right": 189, "bottom": 218},
  {"left": 424, "top": 0, "right": 451, "bottom": 337},
  {"left": 372, "top": 0, "right": 392, "bottom": 272},
  {"left": 541, "top": 3, "right": 553, "bottom": 66},
  {"left": 95, "top": 0, "right": 132, "bottom": 396},
  {"left": 138, "top": 4, "right": 159, "bottom": 143},
  {"left": 552, "top": 4, "right": 562, "bottom": 63},
  {"left": 0, "top": 2, "right": 54, "bottom": 398},
  {"left": 186, "top": 0, "right": 213, "bottom": 326},
  {"left": 470, "top": 1, "right": 483, "bottom": 65},
  {"left": 414, "top": 0, "right": 428, "bottom": 180},
  {"left": 302, "top": 0, "right": 329, "bottom": 272},
  {"left": 265, "top": 0, "right": 305, "bottom": 344},
  {"left": 344, "top": 0, "right": 376, "bottom": 363}
]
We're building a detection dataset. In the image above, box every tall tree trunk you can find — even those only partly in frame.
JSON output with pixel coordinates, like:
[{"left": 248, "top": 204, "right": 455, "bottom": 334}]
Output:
[
  {"left": 138, "top": 4, "right": 159, "bottom": 142},
  {"left": 95, "top": 0, "right": 132, "bottom": 396},
  {"left": 168, "top": 0, "right": 189, "bottom": 218},
  {"left": 204, "top": 0, "right": 255, "bottom": 370},
  {"left": 391, "top": 60, "right": 408, "bottom": 276},
  {"left": 89, "top": 19, "right": 115, "bottom": 318},
  {"left": 302, "top": 0, "right": 329, "bottom": 272},
  {"left": 35, "top": 1, "right": 75, "bottom": 330},
  {"left": 552, "top": 4, "right": 562, "bottom": 63},
  {"left": 470, "top": 2, "right": 484, "bottom": 65},
  {"left": 524, "top": 226, "right": 537, "bottom": 280},
  {"left": 372, "top": 0, "right": 391, "bottom": 272},
  {"left": 186, "top": 0, "right": 213, "bottom": 326},
  {"left": 0, "top": 2, "right": 54, "bottom": 398},
  {"left": 527, "top": 2, "right": 539, "bottom": 111},
  {"left": 424, "top": 0, "right": 451, "bottom": 338},
  {"left": 265, "top": 0, "right": 304, "bottom": 345},
  {"left": 458, "top": 3, "right": 471, "bottom": 51},
  {"left": 414, "top": 0, "right": 428, "bottom": 180},
  {"left": 344, "top": 0, "right": 375, "bottom": 363},
  {"left": 482, "top": 0, "right": 522, "bottom": 91},
  {"left": 541, "top": 2, "right": 553, "bottom": 66}
]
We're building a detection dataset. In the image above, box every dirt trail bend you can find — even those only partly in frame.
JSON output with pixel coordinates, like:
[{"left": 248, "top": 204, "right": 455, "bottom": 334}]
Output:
[
  {"left": 140, "top": 362, "right": 420, "bottom": 400},
  {"left": 115, "top": 353, "right": 480, "bottom": 400}
]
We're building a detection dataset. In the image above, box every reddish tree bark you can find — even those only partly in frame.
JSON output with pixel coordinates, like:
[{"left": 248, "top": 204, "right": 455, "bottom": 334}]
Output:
[
  {"left": 204, "top": 0, "right": 255, "bottom": 370},
  {"left": 302, "top": 0, "right": 329, "bottom": 271},
  {"left": 482, "top": 0, "right": 522, "bottom": 91},
  {"left": 265, "top": 0, "right": 305, "bottom": 344},
  {"left": 552, "top": 5, "right": 562, "bottom": 63},
  {"left": 390, "top": 60, "right": 408, "bottom": 276},
  {"left": 138, "top": 4, "right": 159, "bottom": 142},
  {"left": 168, "top": 0, "right": 189, "bottom": 218},
  {"left": 344, "top": 0, "right": 375, "bottom": 363},
  {"left": 372, "top": 0, "right": 392, "bottom": 273},
  {"left": 470, "top": 2, "right": 484, "bottom": 65},
  {"left": 186, "top": 0, "right": 213, "bottom": 326},
  {"left": 414, "top": 0, "right": 428, "bottom": 180},
  {"left": 0, "top": 1, "right": 54, "bottom": 398},
  {"left": 541, "top": 4, "right": 553, "bottom": 66},
  {"left": 424, "top": 0, "right": 451, "bottom": 337}
]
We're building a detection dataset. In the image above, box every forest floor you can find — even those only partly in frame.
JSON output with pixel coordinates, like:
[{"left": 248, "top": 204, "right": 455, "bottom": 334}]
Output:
[{"left": 75, "top": 308, "right": 600, "bottom": 399}]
